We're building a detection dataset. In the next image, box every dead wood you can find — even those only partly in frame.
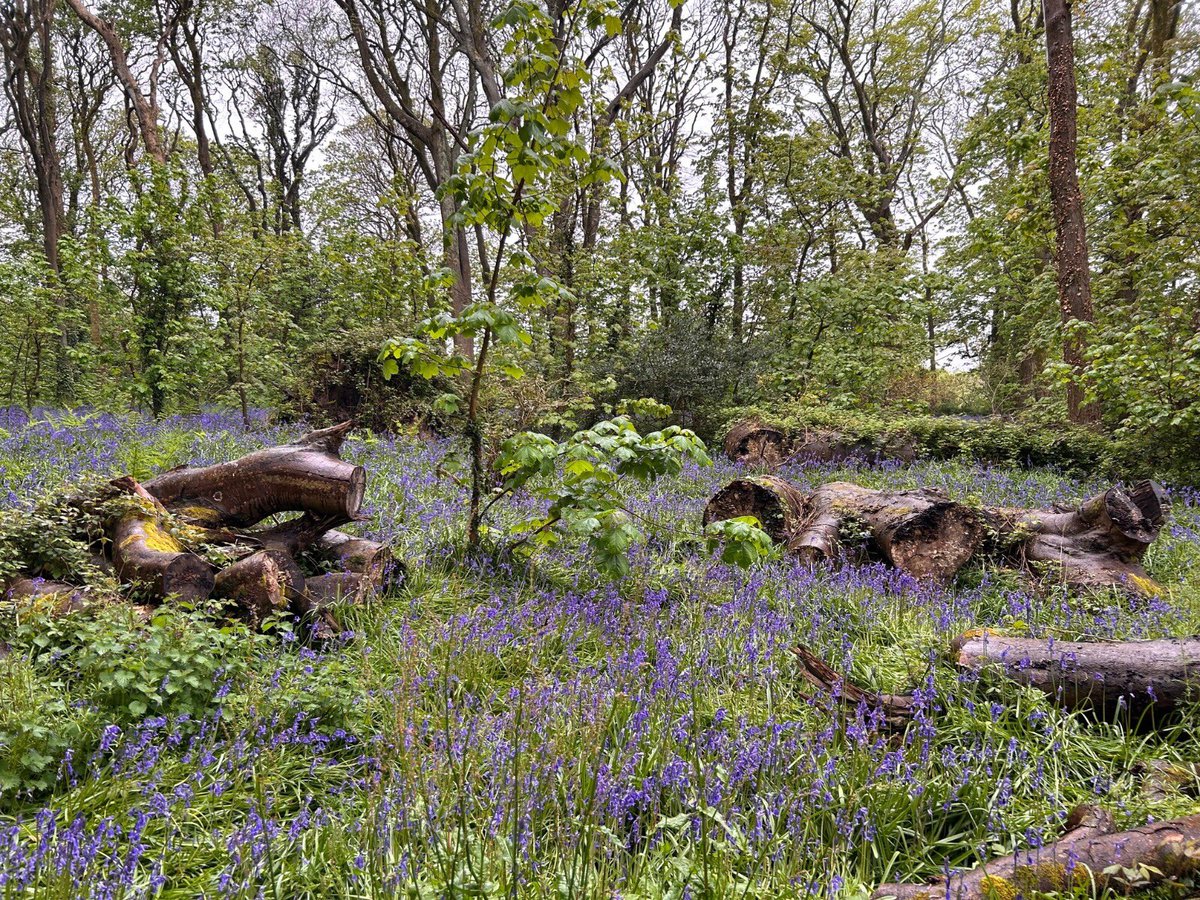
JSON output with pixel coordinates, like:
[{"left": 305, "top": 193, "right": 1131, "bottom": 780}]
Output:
[
  {"left": 722, "top": 421, "right": 789, "bottom": 467},
  {"left": 214, "top": 550, "right": 305, "bottom": 626},
  {"left": 951, "top": 631, "right": 1200, "bottom": 716},
  {"left": 144, "top": 422, "right": 365, "bottom": 528},
  {"left": 703, "top": 476, "right": 1167, "bottom": 590},
  {"left": 872, "top": 809, "right": 1200, "bottom": 900}
]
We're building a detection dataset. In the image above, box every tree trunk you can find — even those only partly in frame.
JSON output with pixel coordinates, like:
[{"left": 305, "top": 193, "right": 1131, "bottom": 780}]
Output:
[
  {"left": 951, "top": 631, "right": 1199, "bottom": 717},
  {"left": 702, "top": 475, "right": 809, "bottom": 544},
  {"left": 109, "top": 504, "right": 217, "bottom": 603},
  {"left": 144, "top": 422, "right": 365, "bottom": 528},
  {"left": 798, "top": 630, "right": 1199, "bottom": 726},
  {"left": 872, "top": 811, "right": 1200, "bottom": 900},
  {"left": 985, "top": 479, "right": 1167, "bottom": 594},
  {"left": 705, "top": 479, "right": 985, "bottom": 582},
  {"left": 3, "top": 578, "right": 89, "bottom": 617},
  {"left": 1045, "top": 0, "right": 1099, "bottom": 424},
  {"left": 722, "top": 421, "right": 789, "bottom": 467},
  {"left": 63, "top": 0, "right": 166, "bottom": 164},
  {"left": 213, "top": 550, "right": 305, "bottom": 625},
  {"left": 313, "top": 530, "right": 398, "bottom": 585},
  {"left": 794, "top": 483, "right": 984, "bottom": 582},
  {"left": 300, "top": 572, "right": 372, "bottom": 610},
  {"left": 704, "top": 477, "right": 1167, "bottom": 592}
]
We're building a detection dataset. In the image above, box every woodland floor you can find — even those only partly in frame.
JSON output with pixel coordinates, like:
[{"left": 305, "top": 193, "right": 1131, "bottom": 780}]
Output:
[{"left": 1, "top": 410, "right": 1199, "bottom": 898}]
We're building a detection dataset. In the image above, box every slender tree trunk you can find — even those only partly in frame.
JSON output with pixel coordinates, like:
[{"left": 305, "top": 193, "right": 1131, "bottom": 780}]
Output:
[{"left": 1044, "top": 0, "right": 1099, "bottom": 424}]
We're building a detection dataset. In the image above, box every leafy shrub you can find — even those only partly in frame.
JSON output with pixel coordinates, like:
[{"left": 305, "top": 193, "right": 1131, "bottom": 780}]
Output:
[
  {"left": 726, "top": 404, "right": 1197, "bottom": 482},
  {"left": 282, "top": 324, "right": 448, "bottom": 432},
  {"left": 3, "top": 602, "right": 263, "bottom": 722},
  {"left": 0, "top": 656, "right": 100, "bottom": 793}
]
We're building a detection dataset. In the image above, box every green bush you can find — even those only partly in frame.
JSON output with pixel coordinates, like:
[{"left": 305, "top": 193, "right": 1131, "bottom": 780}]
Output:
[
  {"left": 726, "top": 404, "right": 1198, "bottom": 483},
  {"left": 3, "top": 602, "right": 263, "bottom": 722}
]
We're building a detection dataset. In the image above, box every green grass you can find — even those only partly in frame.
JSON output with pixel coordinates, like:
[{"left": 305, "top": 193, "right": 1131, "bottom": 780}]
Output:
[{"left": 0, "top": 412, "right": 1198, "bottom": 898}]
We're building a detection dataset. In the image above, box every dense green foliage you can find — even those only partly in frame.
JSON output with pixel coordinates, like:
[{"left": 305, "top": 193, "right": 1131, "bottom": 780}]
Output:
[
  {"left": 728, "top": 404, "right": 1199, "bottom": 483},
  {"left": 0, "top": 0, "right": 1196, "bottom": 462}
]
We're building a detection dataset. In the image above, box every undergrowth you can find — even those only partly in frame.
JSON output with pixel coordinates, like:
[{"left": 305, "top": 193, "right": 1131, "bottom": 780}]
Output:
[{"left": 0, "top": 409, "right": 1197, "bottom": 898}]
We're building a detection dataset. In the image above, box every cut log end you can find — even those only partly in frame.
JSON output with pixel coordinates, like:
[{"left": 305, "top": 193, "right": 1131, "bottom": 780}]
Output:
[
  {"left": 702, "top": 476, "right": 807, "bottom": 544},
  {"left": 887, "top": 501, "right": 985, "bottom": 582},
  {"left": 214, "top": 550, "right": 305, "bottom": 626},
  {"left": 722, "top": 420, "right": 788, "bottom": 467}
]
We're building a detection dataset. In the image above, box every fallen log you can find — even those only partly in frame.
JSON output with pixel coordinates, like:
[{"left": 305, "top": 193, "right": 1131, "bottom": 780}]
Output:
[
  {"left": 253, "top": 520, "right": 402, "bottom": 592},
  {"left": 704, "top": 479, "right": 984, "bottom": 581},
  {"left": 986, "top": 480, "right": 1168, "bottom": 595},
  {"left": 793, "top": 483, "right": 984, "bottom": 581},
  {"left": 108, "top": 480, "right": 217, "bottom": 603},
  {"left": 797, "top": 632, "right": 1200, "bottom": 725},
  {"left": 214, "top": 550, "right": 305, "bottom": 625},
  {"left": 3, "top": 578, "right": 90, "bottom": 616},
  {"left": 703, "top": 477, "right": 1167, "bottom": 591},
  {"left": 951, "top": 631, "right": 1200, "bottom": 716},
  {"left": 701, "top": 476, "right": 808, "bottom": 544},
  {"left": 792, "top": 646, "right": 914, "bottom": 729},
  {"left": 722, "top": 421, "right": 789, "bottom": 467},
  {"left": 5, "top": 424, "right": 396, "bottom": 636},
  {"left": 313, "top": 530, "right": 396, "bottom": 583},
  {"left": 301, "top": 572, "right": 372, "bottom": 610},
  {"left": 872, "top": 810, "right": 1200, "bottom": 900},
  {"left": 144, "top": 421, "right": 365, "bottom": 528}
]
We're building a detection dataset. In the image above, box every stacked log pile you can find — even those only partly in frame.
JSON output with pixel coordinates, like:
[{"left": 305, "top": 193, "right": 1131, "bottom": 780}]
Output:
[{"left": 2, "top": 422, "right": 401, "bottom": 632}]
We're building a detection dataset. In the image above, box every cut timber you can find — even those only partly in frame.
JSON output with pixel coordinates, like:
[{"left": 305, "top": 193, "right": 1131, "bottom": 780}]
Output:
[
  {"left": 798, "top": 637, "right": 1200, "bottom": 722},
  {"left": 301, "top": 572, "right": 371, "bottom": 611},
  {"left": 987, "top": 480, "right": 1168, "bottom": 595},
  {"left": 253, "top": 521, "right": 402, "bottom": 591},
  {"left": 722, "top": 421, "right": 789, "bottom": 467},
  {"left": 872, "top": 810, "right": 1200, "bottom": 900},
  {"left": 144, "top": 421, "right": 365, "bottom": 528},
  {"left": 214, "top": 550, "right": 305, "bottom": 625},
  {"left": 8, "top": 425, "right": 393, "bottom": 638},
  {"left": 795, "top": 483, "right": 983, "bottom": 581},
  {"left": 703, "top": 477, "right": 1167, "bottom": 590},
  {"left": 109, "top": 479, "right": 216, "bottom": 602},
  {"left": 702, "top": 476, "right": 808, "bottom": 544},
  {"left": 951, "top": 631, "right": 1200, "bottom": 716},
  {"left": 314, "top": 530, "right": 403, "bottom": 589},
  {"left": 703, "top": 479, "right": 984, "bottom": 581},
  {"left": 251, "top": 512, "right": 347, "bottom": 556}
]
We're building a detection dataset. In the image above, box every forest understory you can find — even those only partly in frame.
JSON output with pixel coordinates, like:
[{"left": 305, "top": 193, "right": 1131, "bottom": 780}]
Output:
[{"left": 0, "top": 410, "right": 1198, "bottom": 898}]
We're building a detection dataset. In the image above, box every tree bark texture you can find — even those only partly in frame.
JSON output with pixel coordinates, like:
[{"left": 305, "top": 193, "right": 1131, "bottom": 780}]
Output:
[
  {"left": 1045, "top": 0, "right": 1099, "bottom": 425},
  {"left": 704, "top": 477, "right": 1167, "bottom": 593}
]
